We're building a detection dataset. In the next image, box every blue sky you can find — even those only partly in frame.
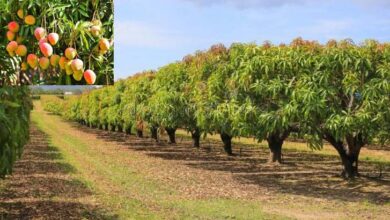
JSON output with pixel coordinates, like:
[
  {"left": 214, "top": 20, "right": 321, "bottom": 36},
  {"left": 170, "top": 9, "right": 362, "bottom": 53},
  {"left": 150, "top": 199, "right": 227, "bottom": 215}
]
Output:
[{"left": 114, "top": 0, "right": 390, "bottom": 80}]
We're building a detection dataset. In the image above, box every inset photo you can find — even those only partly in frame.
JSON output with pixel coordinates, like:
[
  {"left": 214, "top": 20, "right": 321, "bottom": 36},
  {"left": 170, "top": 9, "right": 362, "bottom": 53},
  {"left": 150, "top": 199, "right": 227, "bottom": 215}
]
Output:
[{"left": 0, "top": 0, "right": 113, "bottom": 86}]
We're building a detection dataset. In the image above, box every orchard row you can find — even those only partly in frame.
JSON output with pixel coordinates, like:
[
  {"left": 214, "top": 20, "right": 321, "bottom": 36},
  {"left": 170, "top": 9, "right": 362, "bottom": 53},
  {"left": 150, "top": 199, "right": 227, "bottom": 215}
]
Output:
[{"left": 44, "top": 38, "right": 390, "bottom": 179}]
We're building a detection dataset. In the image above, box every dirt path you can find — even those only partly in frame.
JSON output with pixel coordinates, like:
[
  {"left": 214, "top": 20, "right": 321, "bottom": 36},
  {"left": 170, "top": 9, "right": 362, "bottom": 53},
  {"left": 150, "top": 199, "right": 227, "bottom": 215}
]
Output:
[
  {"left": 76, "top": 125, "right": 390, "bottom": 219},
  {"left": 0, "top": 125, "right": 115, "bottom": 219},
  {"left": 2, "top": 101, "right": 389, "bottom": 219}
]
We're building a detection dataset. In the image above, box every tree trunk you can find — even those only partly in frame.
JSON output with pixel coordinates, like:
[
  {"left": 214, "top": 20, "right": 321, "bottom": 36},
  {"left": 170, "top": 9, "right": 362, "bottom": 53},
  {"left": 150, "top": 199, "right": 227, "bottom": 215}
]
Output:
[
  {"left": 150, "top": 126, "right": 158, "bottom": 141},
  {"left": 267, "top": 132, "right": 288, "bottom": 164},
  {"left": 166, "top": 128, "right": 176, "bottom": 144},
  {"left": 220, "top": 132, "right": 233, "bottom": 155},
  {"left": 136, "top": 129, "right": 143, "bottom": 138},
  {"left": 191, "top": 128, "right": 201, "bottom": 148},
  {"left": 104, "top": 124, "right": 109, "bottom": 131},
  {"left": 325, "top": 133, "right": 364, "bottom": 179},
  {"left": 136, "top": 121, "right": 144, "bottom": 136},
  {"left": 338, "top": 150, "right": 361, "bottom": 179},
  {"left": 267, "top": 141, "right": 282, "bottom": 163},
  {"left": 125, "top": 125, "right": 132, "bottom": 135},
  {"left": 110, "top": 124, "right": 116, "bottom": 132}
]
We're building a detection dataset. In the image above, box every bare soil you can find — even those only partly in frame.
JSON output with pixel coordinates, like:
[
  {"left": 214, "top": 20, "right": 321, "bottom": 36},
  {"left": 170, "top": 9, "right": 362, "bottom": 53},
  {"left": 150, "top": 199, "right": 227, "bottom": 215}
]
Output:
[
  {"left": 71, "top": 123, "right": 390, "bottom": 219},
  {"left": 79, "top": 125, "right": 390, "bottom": 203},
  {"left": 0, "top": 125, "right": 116, "bottom": 220}
]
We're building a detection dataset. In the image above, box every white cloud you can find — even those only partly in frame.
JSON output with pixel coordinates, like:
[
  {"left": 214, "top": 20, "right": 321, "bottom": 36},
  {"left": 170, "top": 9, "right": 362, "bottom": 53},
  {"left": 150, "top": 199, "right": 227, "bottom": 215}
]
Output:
[{"left": 115, "top": 21, "right": 191, "bottom": 49}]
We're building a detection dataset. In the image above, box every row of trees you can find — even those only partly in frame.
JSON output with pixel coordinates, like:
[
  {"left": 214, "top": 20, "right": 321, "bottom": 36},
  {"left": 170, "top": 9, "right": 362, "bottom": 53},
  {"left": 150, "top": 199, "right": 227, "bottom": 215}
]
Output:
[
  {"left": 0, "top": 0, "right": 114, "bottom": 85},
  {"left": 0, "top": 87, "right": 32, "bottom": 177},
  {"left": 43, "top": 38, "right": 390, "bottom": 179}
]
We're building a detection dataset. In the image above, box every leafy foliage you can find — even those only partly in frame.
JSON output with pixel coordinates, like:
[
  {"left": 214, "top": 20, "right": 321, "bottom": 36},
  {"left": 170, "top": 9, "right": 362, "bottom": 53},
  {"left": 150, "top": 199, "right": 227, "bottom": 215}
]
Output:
[
  {"left": 0, "top": 86, "right": 32, "bottom": 177},
  {"left": 42, "top": 38, "right": 390, "bottom": 178},
  {"left": 148, "top": 63, "right": 189, "bottom": 130}
]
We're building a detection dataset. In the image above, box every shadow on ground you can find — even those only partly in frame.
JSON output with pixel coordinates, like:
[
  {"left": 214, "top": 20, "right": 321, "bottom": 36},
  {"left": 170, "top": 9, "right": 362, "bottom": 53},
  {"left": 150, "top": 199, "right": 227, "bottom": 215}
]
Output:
[
  {"left": 72, "top": 122, "right": 390, "bottom": 205},
  {"left": 0, "top": 125, "right": 118, "bottom": 220}
]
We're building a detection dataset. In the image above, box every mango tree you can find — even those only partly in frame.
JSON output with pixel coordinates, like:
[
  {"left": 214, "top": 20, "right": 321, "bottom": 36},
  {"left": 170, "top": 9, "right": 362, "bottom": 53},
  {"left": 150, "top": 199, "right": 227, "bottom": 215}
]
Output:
[
  {"left": 105, "top": 86, "right": 120, "bottom": 132},
  {"left": 191, "top": 44, "right": 237, "bottom": 155},
  {"left": 294, "top": 40, "right": 390, "bottom": 178},
  {"left": 87, "top": 89, "right": 102, "bottom": 129},
  {"left": 64, "top": 96, "right": 81, "bottom": 123},
  {"left": 121, "top": 71, "right": 155, "bottom": 137},
  {"left": 148, "top": 62, "right": 188, "bottom": 144},
  {"left": 136, "top": 73, "right": 158, "bottom": 138},
  {"left": 110, "top": 80, "right": 126, "bottom": 132},
  {"left": 79, "top": 93, "right": 90, "bottom": 126},
  {"left": 121, "top": 78, "right": 138, "bottom": 135},
  {"left": 98, "top": 87, "right": 111, "bottom": 130},
  {"left": 42, "top": 95, "right": 65, "bottom": 115},
  {"left": 231, "top": 41, "right": 319, "bottom": 163}
]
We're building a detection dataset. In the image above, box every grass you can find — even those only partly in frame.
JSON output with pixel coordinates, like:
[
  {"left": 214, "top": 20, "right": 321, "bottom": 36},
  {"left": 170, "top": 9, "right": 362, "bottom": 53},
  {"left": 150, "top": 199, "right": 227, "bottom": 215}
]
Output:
[
  {"left": 168, "top": 199, "right": 289, "bottom": 220},
  {"left": 31, "top": 100, "right": 283, "bottom": 220},
  {"left": 32, "top": 107, "right": 159, "bottom": 219},
  {"left": 0, "top": 123, "right": 119, "bottom": 219}
]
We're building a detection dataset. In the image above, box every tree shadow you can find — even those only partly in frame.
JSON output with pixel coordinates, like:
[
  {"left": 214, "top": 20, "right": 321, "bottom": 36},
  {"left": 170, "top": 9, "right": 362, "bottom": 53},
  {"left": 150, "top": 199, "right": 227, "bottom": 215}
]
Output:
[
  {"left": 0, "top": 125, "right": 118, "bottom": 220},
  {"left": 365, "top": 144, "right": 390, "bottom": 152},
  {"left": 23, "top": 145, "right": 64, "bottom": 161},
  {"left": 0, "top": 201, "right": 117, "bottom": 220},
  {"left": 72, "top": 122, "right": 390, "bottom": 205}
]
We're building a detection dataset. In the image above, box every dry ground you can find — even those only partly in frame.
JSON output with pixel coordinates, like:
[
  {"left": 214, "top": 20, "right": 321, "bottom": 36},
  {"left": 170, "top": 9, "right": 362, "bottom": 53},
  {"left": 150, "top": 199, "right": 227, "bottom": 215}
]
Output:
[
  {"left": 1, "top": 101, "right": 389, "bottom": 219},
  {"left": 0, "top": 125, "right": 116, "bottom": 219}
]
